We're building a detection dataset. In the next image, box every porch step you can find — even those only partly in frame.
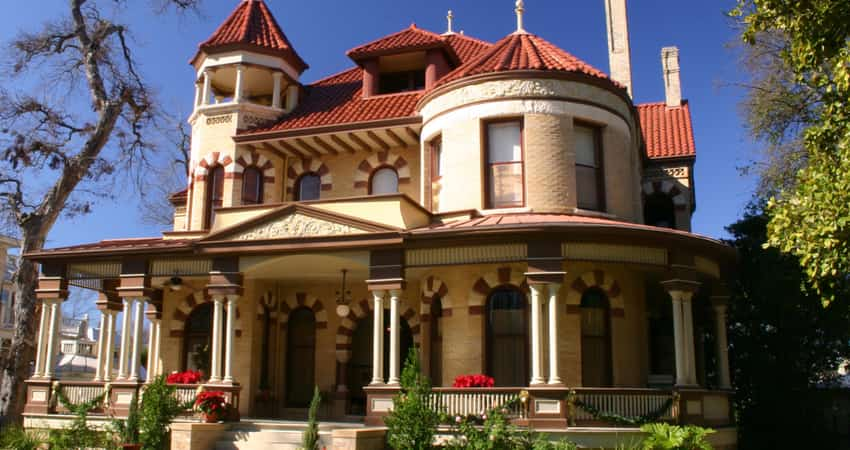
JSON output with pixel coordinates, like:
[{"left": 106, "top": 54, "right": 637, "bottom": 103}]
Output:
[{"left": 214, "top": 420, "right": 363, "bottom": 450}]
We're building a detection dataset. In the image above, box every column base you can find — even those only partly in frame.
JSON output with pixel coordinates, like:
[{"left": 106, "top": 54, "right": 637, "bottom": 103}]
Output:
[
  {"left": 24, "top": 378, "right": 55, "bottom": 414},
  {"left": 530, "top": 378, "right": 546, "bottom": 385},
  {"left": 547, "top": 380, "right": 565, "bottom": 387}
]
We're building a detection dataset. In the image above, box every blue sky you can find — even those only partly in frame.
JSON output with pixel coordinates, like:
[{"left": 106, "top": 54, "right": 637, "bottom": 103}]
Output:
[{"left": 4, "top": 0, "right": 756, "bottom": 250}]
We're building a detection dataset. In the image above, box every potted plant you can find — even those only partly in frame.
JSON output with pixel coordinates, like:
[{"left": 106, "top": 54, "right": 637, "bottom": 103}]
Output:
[
  {"left": 194, "top": 391, "right": 228, "bottom": 423},
  {"left": 111, "top": 390, "right": 141, "bottom": 450}
]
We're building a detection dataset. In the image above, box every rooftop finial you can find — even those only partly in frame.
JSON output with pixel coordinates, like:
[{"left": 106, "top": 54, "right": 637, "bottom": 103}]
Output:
[
  {"left": 447, "top": 10, "right": 455, "bottom": 34},
  {"left": 515, "top": 0, "right": 526, "bottom": 33}
]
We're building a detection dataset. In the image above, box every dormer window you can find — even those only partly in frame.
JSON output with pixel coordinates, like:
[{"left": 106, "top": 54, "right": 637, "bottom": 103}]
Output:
[{"left": 380, "top": 70, "right": 426, "bottom": 94}]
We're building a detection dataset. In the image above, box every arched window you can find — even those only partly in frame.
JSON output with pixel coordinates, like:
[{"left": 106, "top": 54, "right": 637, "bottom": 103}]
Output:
[
  {"left": 486, "top": 287, "right": 527, "bottom": 387},
  {"left": 296, "top": 173, "right": 321, "bottom": 201},
  {"left": 205, "top": 165, "right": 225, "bottom": 229},
  {"left": 241, "top": 166, "right": 264, "bottom": 205},
  {"left": 369, "top": 167, "right": 399, "bottom": 195},
  {"left": 644, "top": 192, "right": 676, "bottom": 229},
  {"left": 429, "top": 296, "right": 443, "bottom": 386},
  {"left": 286, "top": 308, "right": 316, "bottom": 407},
  {"left": 580, "top": 288, "right": 612, "bottom": 386},
  {"left": 183, "top": 303, "right": 213, "bottom": 376}
]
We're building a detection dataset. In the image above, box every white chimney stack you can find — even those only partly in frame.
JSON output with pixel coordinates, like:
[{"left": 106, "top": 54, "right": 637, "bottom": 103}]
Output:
[
  {"left": 604, "top": 0, "right": 633, "bottom": 97},
  {"left": 662, "top": 47, "right": 682, "bottom": 107}
]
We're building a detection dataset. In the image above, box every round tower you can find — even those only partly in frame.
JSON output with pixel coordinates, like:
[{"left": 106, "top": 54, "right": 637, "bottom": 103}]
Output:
[{"left": 186, "top": 0, "right": 307, "bottom": 231}]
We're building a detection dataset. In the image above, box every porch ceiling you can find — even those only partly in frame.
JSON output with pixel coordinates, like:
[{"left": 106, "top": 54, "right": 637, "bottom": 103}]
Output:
[{"left": 240, "top": 251, "right": 369, "bottom": 281}]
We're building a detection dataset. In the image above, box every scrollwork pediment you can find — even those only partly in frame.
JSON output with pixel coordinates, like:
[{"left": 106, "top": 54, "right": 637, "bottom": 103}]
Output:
[{"left": 230, "top": 213, "right": 367, "bottom": 241}]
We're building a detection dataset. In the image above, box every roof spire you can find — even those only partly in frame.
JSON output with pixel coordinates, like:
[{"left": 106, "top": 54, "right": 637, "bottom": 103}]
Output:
[
  {"left": 446, "top": 10, "right": 455, "bottom": 34},
  {"left": 515, "top": 0, "right": 526, "bottom": 33}
]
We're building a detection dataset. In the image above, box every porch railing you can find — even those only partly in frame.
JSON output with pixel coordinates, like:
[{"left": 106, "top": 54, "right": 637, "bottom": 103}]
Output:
[
  {"left": 53, "top": 381, "right": 109, "bottom": 413},
  {"left": 571, "top": 388, "right": 677, "bottom": 425},
  {"left": 365, "top": 385, "right": 731, "bottom": 428},
  {"left": 429, "top": 388, "right": 526, "bottom": 418}
]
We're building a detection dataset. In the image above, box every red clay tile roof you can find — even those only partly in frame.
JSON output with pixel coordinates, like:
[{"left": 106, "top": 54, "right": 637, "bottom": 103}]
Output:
[
  {"left": 240, "top": 67, "right": 422, "bottom": 133},
  {"left": 194, "top": 0, "right": 307, "bottom": 73},
  {"left": 637, "top": 101, "right": 696, "bottom": 159},
  {"left": 347, "top": 24, "right": 456, "bottom": 62},
  {"left": 240, "top": 29, "right": 493, "bottom": 135},
  {"left": 437, "top": 32, "right": 620, "bottom": 88}
]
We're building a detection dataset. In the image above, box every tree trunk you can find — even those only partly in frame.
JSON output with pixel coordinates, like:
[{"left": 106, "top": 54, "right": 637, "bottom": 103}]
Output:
[{"left": 0, "top": 222, "right": 49, "bottom": 426}]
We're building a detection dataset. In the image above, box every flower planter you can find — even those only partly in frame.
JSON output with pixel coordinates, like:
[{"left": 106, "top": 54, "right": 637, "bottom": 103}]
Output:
[{"left": 202, "top": 412, "right": 222, "bottom": 423}]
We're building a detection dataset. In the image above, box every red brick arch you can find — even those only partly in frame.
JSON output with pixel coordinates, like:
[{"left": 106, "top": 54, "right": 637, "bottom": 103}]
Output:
[
  {"left": 335, "top": 296, "right": 420, "bottom": 362},
  {"left": 169, "top": 290, "right": 244, "bottom": 338}
]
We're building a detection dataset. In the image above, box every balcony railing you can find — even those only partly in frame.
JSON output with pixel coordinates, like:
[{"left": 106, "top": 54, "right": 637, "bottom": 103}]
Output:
[{"left": 429, "top": 388, "right": 527, "bottom": 418}]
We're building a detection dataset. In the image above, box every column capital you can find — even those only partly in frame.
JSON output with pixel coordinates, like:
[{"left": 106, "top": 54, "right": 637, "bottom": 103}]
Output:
[
  {"left": 524, "top": 271, "right": 566, "bottom": 286},
  {"left": 35, "top": 272, "right": 68, "bottom": 301},
  {"left": 388, "top": 289, "right": 403, "bottom": 299},
  {"left": 661, "top": 279, "right": 701, "bottom": 296}
]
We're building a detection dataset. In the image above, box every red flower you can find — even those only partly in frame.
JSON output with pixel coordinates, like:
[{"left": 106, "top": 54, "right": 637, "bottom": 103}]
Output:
[
  {"left": 452, "top": 374, "right": 495, "bottom": 388},
  {"left": 167, "top": 370, "right": 204, "bottom": 385}
]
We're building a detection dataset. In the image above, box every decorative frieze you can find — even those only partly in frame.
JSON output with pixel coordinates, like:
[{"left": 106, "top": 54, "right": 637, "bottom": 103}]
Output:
[
  {"left": 205, "top": 114, "right": 232, "bottom": 126},
  {"left": 406, "top": 244, "right": 527, "bottom": 267},
  {"left": 563, "top": 243, "right": 667, "bottom": 266}
]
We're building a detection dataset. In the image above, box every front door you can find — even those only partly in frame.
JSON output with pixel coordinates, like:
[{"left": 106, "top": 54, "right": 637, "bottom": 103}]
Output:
[{"left": 286, "top": 308, "right": 316, "bottom": 407}]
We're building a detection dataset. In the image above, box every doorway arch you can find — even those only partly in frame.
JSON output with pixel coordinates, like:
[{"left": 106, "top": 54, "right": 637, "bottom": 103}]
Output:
[{"left": 286, "top": 307, "right": 316, "bottom": 407}]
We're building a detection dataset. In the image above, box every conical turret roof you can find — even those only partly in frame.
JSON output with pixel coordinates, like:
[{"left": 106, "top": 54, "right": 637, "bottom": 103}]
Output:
[{"left": 193, "top": 0, "right": 308, "bottom": 74}]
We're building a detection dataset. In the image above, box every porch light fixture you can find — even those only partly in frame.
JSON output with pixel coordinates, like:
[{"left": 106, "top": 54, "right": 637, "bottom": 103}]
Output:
[
  {"left": 165, "top": 271, "right": 183, "bottom": 291},
  {"left": 335, "top": 269, "right": 352, "bottom": 317}
]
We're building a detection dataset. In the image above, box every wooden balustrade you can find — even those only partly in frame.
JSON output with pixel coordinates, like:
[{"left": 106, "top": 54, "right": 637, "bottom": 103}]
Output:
[
  {"left": 430, "top": 388, "right": 526, "bottom": 418},
  {"left": 53, "top": 381, "right": 109, "bottom": 414},
  {"left": 364, "top": 386, "right": 732, "bottom": 429},
  {"left": 571, "top": 388, "right": 677, "bottom": 426}
]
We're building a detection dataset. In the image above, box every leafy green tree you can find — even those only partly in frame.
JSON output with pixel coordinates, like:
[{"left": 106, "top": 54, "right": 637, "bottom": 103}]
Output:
[
  {"left": 726, "top": 205, "right": 850, "bottom": 449},
  {"left": 731, "top": 0, "right": 850, "bottom": 302},
  {"left": 384, "top": 347, "right": 440, "bottom": 450}
]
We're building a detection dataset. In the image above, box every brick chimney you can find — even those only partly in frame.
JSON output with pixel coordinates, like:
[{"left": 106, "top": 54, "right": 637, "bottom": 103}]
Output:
[
  {"left": 662, "top": 47, "right": 682, "bottom": 107},
  {"left": 604, "top": 0, "right": 633, "bottom": 97}
]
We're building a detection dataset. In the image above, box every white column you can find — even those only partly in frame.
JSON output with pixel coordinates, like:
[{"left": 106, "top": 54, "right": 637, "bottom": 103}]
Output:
[
  {"left": 43, "top": 299, "right": 60, "bottom": 379},
  {"left": 201, "top": 69, "right": 212, "bottom": 106},
  {"left": 94, "top": 313, "right": 108, "bottom": 381},
  {"left": 152, "top": 319, "right": 161, "bottom": 377},
  {"left": 223, "top": 295, "right": 238, "bottom": 384},
  {"left": 529, "top": 285, "right": 545, "bottom": 385},
  {"left": 671, "top": 295, "right": 686, "bottom": 386},
  {"left": 547, "top": 284, "right": 562, "bottom": 385},
  {"left": 194, "top": 82, "right": 202, "bottom": 108},
  {"left": 370, "top": 290, "right": 385, "bottom": 385},
  {"left": 117, "top": 299, "right": 133, "bottom": 380},
  {"left": 234, "top": 65, "right": 245, "bottom": 103},
  {"left": 388, "top": 290, "right": 401, "bottom": 385},
  {"left": 210, "top": 296, "right": 224, "bottom": 383},
  {"left": 33, "top": 300, "right": 50, "bottom": 378},
  {"left": 713, "top": 301, "right": 732, "bottom": 389},
  {"left": 129, "top": 299, "right": 145, "bottom": 382},
  {"left": 285, "top": 85, "right": 299, "bottom": 111},
  {"left": 103, "top": 311, "right": 115, "bottom": 382},
  {"left": 681, "top": 295, "right": 697, "bottom": 385},
  {"left": 146, "top": 315, "right": 156, "bottom": 383},
  {"left": 272, "top": 72, "right": 283, "bottom": 109}
]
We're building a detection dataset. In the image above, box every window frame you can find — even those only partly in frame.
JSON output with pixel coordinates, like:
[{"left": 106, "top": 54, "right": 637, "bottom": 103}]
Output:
[
  {"left": 204, "top": 165, "right": 225, "bottom": 230},
  {"left": 368, "top": 165, "right": 400, "bottom": 195},
  {"left": 240, "top": 166, "right": 265, "bottom": 205},
  {"left": 574, "top": 121, "right": 607, "bottom": 212},
  {"left": 484, "top": 285, "right": 530, "bottom": 387},
  {"left": 295, "top": 172, "right": 322, "bottom": 202},
  {"left": 483, "top": 118, "right": 526, "bottom": 210}
]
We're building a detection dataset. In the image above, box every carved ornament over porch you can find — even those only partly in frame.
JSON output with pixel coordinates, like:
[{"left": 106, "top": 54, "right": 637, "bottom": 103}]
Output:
[{"left": 231, "top": 212, "right": 368, "bottom": 241}]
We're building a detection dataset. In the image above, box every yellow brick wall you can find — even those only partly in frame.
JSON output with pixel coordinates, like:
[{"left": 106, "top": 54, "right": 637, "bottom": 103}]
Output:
[{"left": 524, "top": 114, "right": 575, "bottom": 213}]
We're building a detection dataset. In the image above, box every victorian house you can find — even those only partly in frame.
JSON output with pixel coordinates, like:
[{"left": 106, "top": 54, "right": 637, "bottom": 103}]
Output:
[{"left": 23, "top": 1, "right": 736, "bottom": 448}]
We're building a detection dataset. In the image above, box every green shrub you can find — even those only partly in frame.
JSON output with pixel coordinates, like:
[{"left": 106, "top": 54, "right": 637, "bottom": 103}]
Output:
[
  {"left": 110, "top": 389, "right": 141, "bottom": 445},
  {"left": 384, "top": 347, "right": 440, "bottom": 450},
  {"left": 48, "top": 384, "right": 108, "bottom": 449},
  {"left": 301, "top": 385, "right": 321, "bottom": 450},
  {"left": 444, "top": 400, "right": 576, "bottom": 450},
  {"left": 639, "top": 423, "right": 714, "bottom": 450},
  {"left": 0, "top": 425, "right": 43, "bottom": 450},
  {"left": 139, "top": 375, "right": 194, "bottom": 450}
]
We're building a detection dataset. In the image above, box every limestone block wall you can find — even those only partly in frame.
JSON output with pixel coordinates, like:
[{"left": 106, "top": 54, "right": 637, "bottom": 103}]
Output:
[
  {"left": 284, "top": 146, "right": 420, "bottom": 203},
  {"left": 419, "top": 77, "right": 641, "bottom": 221}
]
